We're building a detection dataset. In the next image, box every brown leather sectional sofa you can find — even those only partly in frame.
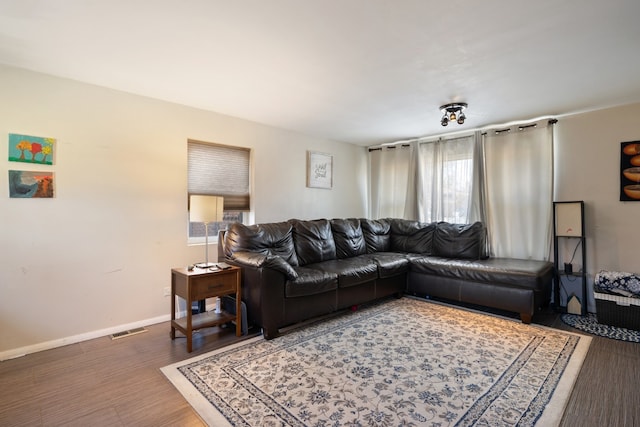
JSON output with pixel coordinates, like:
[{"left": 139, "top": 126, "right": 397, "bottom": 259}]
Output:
[{"left": 218, "top": 218, "right": 553, "bottom": 339}]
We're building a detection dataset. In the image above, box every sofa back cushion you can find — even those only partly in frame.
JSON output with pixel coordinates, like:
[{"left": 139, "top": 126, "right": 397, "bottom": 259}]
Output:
[
  {"left": 432, "top": 221, "right": 487, "bottom": 259},
  {"left": 224, "top": 221, "right": 299, "bottom": 266},
  {"left": 389, "top": 219, "right": 435, "bottom": 254},
  {"left": 290, "top": 219, "right": 337, "bottom": 266},
  {"left": 361, "top": 218, "right": 391, "bottom": 253},
  {"left": 330, "top": 218, "right": 366, "bottom": 258}
]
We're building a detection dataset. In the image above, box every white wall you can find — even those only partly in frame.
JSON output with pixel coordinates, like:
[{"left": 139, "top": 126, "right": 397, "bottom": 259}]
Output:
[
  {"left": 0, "top": 65, "right": 367, "bottom": 358},
  {"left": 2, "top": 63, "right": 639, "bottom": 358},
  {"left": 554, "top": 103, "right": 640, "bottom": 310}
]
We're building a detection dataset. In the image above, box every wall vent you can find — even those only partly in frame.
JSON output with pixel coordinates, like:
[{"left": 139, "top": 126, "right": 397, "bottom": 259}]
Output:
[{"left": 109, "top": 327, "right": 148, "bottom": 340}]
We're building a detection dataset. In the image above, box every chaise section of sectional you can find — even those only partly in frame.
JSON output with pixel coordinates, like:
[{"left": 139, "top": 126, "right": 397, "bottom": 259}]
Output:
[
  {"left": 407, "top": 257, "right": 554, "bottom": 323},
  {"left": 403, "top": 221, "right": 553, "bottom": 323}
]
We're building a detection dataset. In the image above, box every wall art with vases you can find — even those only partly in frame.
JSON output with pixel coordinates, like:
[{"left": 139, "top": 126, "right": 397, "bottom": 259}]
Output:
[{"left": 621, "top": 140, "right": 640, "bottom": 201}]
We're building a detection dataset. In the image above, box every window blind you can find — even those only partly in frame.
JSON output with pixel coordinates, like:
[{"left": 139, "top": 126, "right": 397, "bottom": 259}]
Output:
[{"left": 187, "top": 140, "right": 250, "bottom": 211}]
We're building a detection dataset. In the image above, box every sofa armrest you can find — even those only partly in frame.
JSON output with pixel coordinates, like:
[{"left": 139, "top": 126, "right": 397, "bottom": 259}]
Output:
[
  {"left": 231, "top": 251, "right": 298, "bottom": 280},
  {"left": 220, "top": 258, "right": 286, "bottom": 339}
]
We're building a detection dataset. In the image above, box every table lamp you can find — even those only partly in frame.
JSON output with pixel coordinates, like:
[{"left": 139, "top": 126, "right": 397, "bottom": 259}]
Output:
[{"left": 190, "top": 195, "right": 224, "bottom": 268}]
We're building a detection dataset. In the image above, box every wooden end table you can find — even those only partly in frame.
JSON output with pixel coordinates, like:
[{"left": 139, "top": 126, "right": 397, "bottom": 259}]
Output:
[{"left": 170, "top": 265, "right": 242, "bottom": 352}]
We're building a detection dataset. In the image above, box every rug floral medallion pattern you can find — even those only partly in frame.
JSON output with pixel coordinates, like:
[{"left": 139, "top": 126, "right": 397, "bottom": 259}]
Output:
[{"left": 171, "top": 298, "right": 585, "bottom": 427}]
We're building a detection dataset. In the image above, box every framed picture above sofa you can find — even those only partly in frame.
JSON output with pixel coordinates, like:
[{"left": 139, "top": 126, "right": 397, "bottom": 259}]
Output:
[{"left": 307, "top": 151, "right": 333, "bottom": 189}]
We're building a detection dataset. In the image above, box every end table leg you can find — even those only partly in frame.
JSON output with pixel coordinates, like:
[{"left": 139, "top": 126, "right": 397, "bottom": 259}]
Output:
[
  {"left": 187, "top": 309, "right": 193, "bottom": 352},
  {"left": 236, "top": 296, "right": 242, "bottom": 337}
]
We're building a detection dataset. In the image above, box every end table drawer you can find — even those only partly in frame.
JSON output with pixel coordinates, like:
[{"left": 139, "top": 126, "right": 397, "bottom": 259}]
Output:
[{"left": 191, "top": 273, "right": 237, "bottom": 299}]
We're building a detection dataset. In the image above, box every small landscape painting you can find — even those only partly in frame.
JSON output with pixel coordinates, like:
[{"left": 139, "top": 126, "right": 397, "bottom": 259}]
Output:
[
  {"left": 8, "top": 133, "right": 56, "bottom": 165},
  {"left": 9, "top": 170, "right": 55, "bottom": 198},
  {"left": 620, "top": 140, "right": 640, "bottom": 201}
]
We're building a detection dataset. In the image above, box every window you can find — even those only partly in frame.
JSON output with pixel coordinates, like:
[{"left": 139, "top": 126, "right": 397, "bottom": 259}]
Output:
[
  {"left": 368, "top": 135, "right": 475, "bottom": 223},
  {"left": 417, "top": 135, "right": 475, "bottom": 223},
  {"left": 187, "top": 139, "right": 250, "bottom": 241}
]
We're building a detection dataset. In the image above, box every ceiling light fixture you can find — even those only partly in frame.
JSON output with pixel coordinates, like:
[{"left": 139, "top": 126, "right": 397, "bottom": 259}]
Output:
[{"left": 439, "top": 102, "right": 468, "bottom": 126}]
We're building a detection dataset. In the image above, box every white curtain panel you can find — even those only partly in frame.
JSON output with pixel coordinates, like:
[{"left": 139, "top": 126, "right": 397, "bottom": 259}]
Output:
[
  {"left": 469, "top": 130, "right": 488, "bottom": 226},
  {"left": 368, "top": 144, "right": 414, "bottom": 219},
  {"left": 483, "top": 122, "right": 554, "bottom": 260}
]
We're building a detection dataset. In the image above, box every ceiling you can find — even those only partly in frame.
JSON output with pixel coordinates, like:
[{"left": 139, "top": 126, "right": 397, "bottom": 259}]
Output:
[{"left": 1, "top": 1, "right": 639, "bottom": 146}]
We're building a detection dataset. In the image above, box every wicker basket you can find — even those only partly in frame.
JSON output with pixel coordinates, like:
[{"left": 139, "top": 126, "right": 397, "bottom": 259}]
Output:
[{"left": 594, "top": 291, "right": 640, "bottom": 331}]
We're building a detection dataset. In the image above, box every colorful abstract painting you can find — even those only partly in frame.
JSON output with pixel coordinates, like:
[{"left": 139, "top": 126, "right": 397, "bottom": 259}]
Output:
[
  {"left": 9, "top": 170, "right": 55, "bottom": 198},
  {"left": 8, "top": 133, "right": 55, "bottom": 165}
]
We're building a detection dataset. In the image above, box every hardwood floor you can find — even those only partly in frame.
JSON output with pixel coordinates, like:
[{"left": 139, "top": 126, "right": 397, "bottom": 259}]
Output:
[
  {"left": 0, "top": 322, "right": 254, "bottom": 427},
  {"left": 557, "top": 327, "right": 640, "bottom": 426},
  {"left": 1, "top": 304, "right": 638, "bottom": 426},
  {"left": 538, "top": 312, "right": 640, "bottom": 427}
]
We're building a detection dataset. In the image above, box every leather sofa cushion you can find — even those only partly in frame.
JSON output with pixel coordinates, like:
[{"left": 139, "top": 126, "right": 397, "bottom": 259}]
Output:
[
  {"left": 389, "top": 219, "right": 436, "bottom": 254},
  {"left": 290, "top": 219, "right": 337, "bottom": 266},
  {"left": 331, "top": 218, "right": 367, "bottom": 258},
  {"left": 361, "top": 218, "right": 391, "bottom": 252},
  {"left": 224, "top": 221, "right": 299, "bottom": 266},
  {"left": 285, "top": 267, "right": 338, "bottom": 298},
  {"left": 362, "top": 252, "right": 410, "bottom": 278},
  {"left": 410, "top": 256, "right": 553, "bottom": 291},
  {"left": 307, "top": 257, "right": 378, "bottom": 288},
  {"left": 432, "top": 222, "right": 486, "bottom": 260}
]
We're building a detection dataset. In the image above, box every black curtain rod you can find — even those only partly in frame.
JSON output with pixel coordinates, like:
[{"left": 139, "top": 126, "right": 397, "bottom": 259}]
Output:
[
  {"left": 490, "top": 118, "right": 558, "bottom": 135},
  {"left": 370, "top": 119, "right": 558, "bottom": 148},
  {"left": 368, "top": 143, "right": 411, "bottom": 152}
]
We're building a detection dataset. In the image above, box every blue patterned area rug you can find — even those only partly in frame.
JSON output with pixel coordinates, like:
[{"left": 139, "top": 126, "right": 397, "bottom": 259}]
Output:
[
  {"left": 162, "top": 297, "right": 591, "bottom": 426},
  {"left": 561, "top": 313, "right": 640, "bottom": 343}
]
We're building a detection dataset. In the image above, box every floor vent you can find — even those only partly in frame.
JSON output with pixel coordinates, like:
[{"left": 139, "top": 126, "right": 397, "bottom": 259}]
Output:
[{"left": 110, "top": 327, "right": 148, "bottom": 340}]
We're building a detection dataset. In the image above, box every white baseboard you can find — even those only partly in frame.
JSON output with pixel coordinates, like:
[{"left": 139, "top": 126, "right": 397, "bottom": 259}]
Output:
[{"left": 0, "top": 313, "right": 177, "bottom": 361}]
